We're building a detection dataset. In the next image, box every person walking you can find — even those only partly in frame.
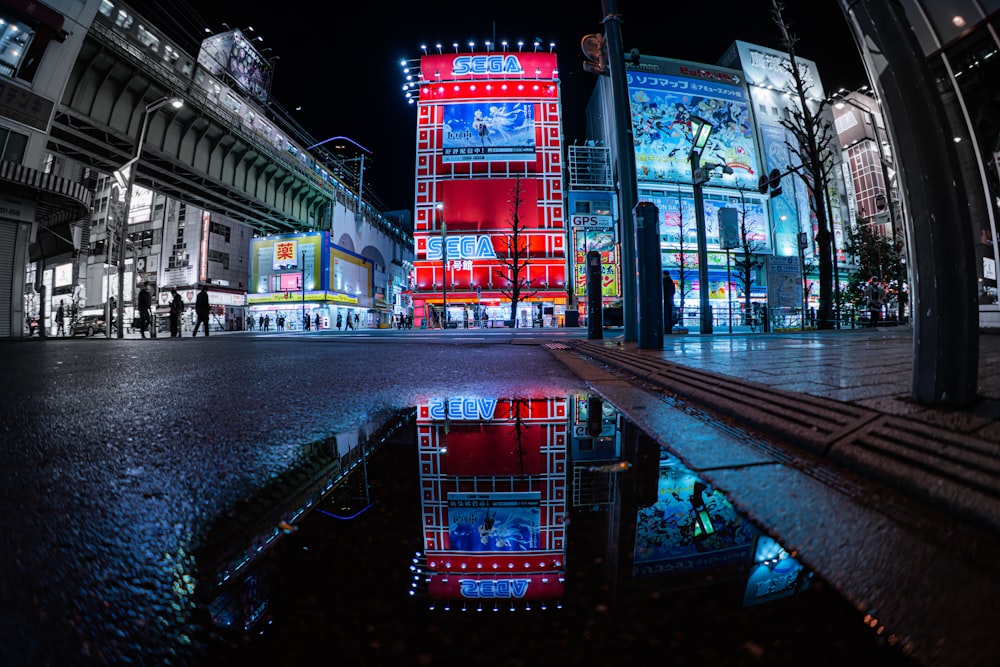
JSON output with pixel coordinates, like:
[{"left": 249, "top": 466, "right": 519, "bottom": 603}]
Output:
[
  {"left": 138, "top": 282, "right": 152, "bottom": 338},
  {"left": 193, "top": 285, "right": 210, "bottom": 336},
  {"left": 865, "top": 278, "right": 884, "bottom": 328},
  {"left": 336, "top": 312, "right": 342, "bottom": 331},
  {"left": 345, "top": 312, "right": 354, "bottom": 330},
  {"left": 662, "top": 270, "right": 676, "bottom": 333},
  {"left": 55, "top": 301, "right": 65, "bottom": 336},
  {"left": 315, "top": 313, "right": 321, "bottom": 331},
  {"left": 169, "top": 288, "right": 184, "bottom": 337}
]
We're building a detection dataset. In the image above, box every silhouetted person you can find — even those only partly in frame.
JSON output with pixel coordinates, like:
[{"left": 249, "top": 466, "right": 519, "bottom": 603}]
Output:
[
  {"left": 169, "top": 288, "right": 184, "bottom": 337},
  {"left": 137, "top": 282, "right": 152, "bottom": 338},
  {"left": 193, "top": 285, "right": 210, "bottom": 336},
  {"left": 663, "top": 270, "right": 676, "bottom": 332}
]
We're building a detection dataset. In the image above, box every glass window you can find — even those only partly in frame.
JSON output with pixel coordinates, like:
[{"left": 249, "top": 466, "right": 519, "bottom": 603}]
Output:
[{"left": 0, "top": 17, "right": 35, "bottom": 78}]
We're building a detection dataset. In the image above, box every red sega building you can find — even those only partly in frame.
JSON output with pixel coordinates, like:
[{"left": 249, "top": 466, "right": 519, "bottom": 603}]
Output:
[{"left": 410, "top": 51, "right": 567, "bottom": 328}]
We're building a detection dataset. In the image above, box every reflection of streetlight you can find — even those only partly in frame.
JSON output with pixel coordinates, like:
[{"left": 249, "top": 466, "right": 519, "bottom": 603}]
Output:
[
  {"left": 114, "top": 95, "right": 184, "bottom": 338},
  {"left": 437, "top": 203, "right": 446, "bottom": 328},
  {"left": 688, "top": 115, "right": 714, "bottom": 335}
]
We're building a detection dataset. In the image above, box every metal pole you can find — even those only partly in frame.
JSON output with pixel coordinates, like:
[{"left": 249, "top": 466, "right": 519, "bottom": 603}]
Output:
[
  {"left": 602, "top": 0, "right": 639, "bottom": 341},
  {"left": 115, "top": 97, "right": 180, "bottom": 338},
  {"left": 116, "top": 169, "right": 135, "bottom": 339},
  {"left": 301, "top": 250, "right": 306, "bottom": 329},
  {"left": 441, "top": 208, "right": 447, "bottom": 329},
  {"left": 726, "top": 248, "right": 732, "bottom": 334},
  {"left": 692, "top": 152, "right": 713, "bottom": 335}
]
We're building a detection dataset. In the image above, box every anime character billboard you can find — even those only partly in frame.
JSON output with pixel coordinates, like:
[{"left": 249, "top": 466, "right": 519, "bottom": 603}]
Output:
[
  {"left": 447, "top": 492, "right": 541, "bottom": 552},
  {"left": 442, "top": 102, "right": 536, "bottom": 162},
  {"left": 627, "top": 69, "right": 758, "bottom": 189}
]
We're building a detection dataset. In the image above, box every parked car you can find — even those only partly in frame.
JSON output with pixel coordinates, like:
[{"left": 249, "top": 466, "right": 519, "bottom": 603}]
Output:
[
  {"left": 70, "top": 314, "right": 109, "bottom": 337},
  {"left": 602, "top": 299, "right": 623, "bottom": 328}
]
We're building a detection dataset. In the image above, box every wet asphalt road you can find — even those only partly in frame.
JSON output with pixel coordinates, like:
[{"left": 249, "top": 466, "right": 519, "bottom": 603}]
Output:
[
  {"left": 0, "top": 329, "right": 587, "bottom": 665},
  {"left": 0, "top": 328, "right": 922, "bottom": 666}
]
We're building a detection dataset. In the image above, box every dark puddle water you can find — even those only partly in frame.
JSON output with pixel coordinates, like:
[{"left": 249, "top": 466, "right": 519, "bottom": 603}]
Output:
[{"left": 191, "top": 394, "right": 917, "bottom": 666}]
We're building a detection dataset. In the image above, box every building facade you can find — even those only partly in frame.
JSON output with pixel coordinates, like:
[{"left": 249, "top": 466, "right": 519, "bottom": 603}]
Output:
[
  {"left": 407, "top": 51, "right": 567, "bottom": 328},
  {"left": 579, "top": 45, "right": 851, "bottom": 330}
]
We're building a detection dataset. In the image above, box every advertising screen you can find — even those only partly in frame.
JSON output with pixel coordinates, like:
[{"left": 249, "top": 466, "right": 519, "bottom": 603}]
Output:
[
  {"left": 633, "top": 454, "right": 757, "bottom": 577},
  {"left": 443, "top": 102, "right": 536, "bottom": 163},
  {"left": 627, "top": 68, "right": 758, "bottom": 190},
  {"left": 447, "top": 492, "right": 541, "bottom": 552}
]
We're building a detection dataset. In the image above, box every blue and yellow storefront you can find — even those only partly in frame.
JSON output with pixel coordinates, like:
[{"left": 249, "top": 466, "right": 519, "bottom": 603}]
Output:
[{"left": 246, "top": 231, "right": 377, "bottom": 331}]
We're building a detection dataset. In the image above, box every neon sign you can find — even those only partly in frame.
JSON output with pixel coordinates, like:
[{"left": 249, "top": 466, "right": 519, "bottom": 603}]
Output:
[
  {"left": 426, "top": 235, "right": 497, "bottom": 261},
  {"left": 427, "top": 397, "right": 497, "bottom": 420},
  {"left": 452, "top": 55, "right": 524, "bottom": 76},
  {"left": 458, "top": 578, "right": 530, "bottom": 598}
]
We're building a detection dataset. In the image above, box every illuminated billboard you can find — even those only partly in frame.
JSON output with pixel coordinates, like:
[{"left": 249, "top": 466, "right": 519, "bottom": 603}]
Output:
[
  {"left": 198, "top": 29, "right": 274, "bottom": 104},
  {"left": 627, "top": 61, "right": 758, "bottom": 190},
  {"left": 442, "top": 102, "right": 536, "bottom": 162},
  {"left": 633, "top": 453, "right": 757, "bottom": 578}
]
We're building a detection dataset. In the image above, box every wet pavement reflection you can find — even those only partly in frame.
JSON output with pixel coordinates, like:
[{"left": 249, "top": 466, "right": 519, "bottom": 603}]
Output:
[{"left": 193, "top": 394, "right": 917, "bottom": 666}]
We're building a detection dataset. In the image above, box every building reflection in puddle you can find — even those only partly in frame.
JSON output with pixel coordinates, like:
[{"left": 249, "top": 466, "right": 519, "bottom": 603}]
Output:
[
  {"left": 410, "top": 393, "right": 809, "bottom": 612},
  {"left": 194, "top": 392, "right": 811, "bottom": 651},
  {"left": 413, "top": 397, "right": 570, "bottom": 610}
]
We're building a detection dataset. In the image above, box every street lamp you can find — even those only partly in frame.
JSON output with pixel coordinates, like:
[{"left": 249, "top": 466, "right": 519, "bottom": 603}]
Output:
[
  {"left": 688, "top": 115, "right": 714, "bottom": 335},
  {"left": 437, "top": 203, "right": 447, "bottom": 329},
  {"left": 113, "top": 95, "right": 184, "bottom": 338}
]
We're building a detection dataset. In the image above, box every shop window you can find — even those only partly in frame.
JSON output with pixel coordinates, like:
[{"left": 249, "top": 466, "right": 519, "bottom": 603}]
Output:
[{"left": 0, "top": 126, "right": 28, "bottom": 163}]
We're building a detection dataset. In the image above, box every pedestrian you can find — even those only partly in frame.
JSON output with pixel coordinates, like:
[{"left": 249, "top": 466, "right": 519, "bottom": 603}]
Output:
[
  {"left": 336, "top": 313, "right": 342, "bottom": 331},
  {"left": 315, "top": 313, "right": 321, "bottom": 331},
  {"left": 193, "top": 285, "right": 210, "bottom": 336},
  {"left": 55, "top": 301, "right": 65, "bottom": 336},
  {"left": 304, "top": 313, "right": 310, "bottom": 330},
  {"left": 865, "top": 278, "right": 884, "bottom": 327},
  {"left": 169, "top": 287, "right": 184, "bottom": 337},
  {"left": 662, "top": 270, "right": 676, "bottom": 332},
  {"left": 346, "top": 312, "right": 354, "bottom": 330},
  {"left": 138, "top": 282, "right": 152, "bottom": 338},
  {"left": 354, "top": 313, "right": 360, "bottom": 329},
  {"left": 258, "top": 314, "right": 264, "bottom": 330},
  {"left": 264, "top": 314, "right": 270, "bottom": 331},
  {"left": 483, "top": 311, "right": 489, "bottom": 328}
]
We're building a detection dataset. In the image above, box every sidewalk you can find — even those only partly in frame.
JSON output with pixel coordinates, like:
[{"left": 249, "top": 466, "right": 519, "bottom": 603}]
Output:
[
  {"left": 549, "top": 325, "right": 1000, "bottom": 666},
  {"left": 565, "top": 325, "right": 1000, "bottom": 532}
]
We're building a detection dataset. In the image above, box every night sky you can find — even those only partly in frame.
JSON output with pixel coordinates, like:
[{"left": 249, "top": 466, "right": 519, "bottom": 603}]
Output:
[{"left": 119, "top": 1, "right": 868, "bottom": 212}]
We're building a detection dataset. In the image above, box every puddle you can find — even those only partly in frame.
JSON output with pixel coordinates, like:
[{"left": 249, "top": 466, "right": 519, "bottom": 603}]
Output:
[{"left": 193, "top": 394, "right": 915, "bottom": 665}]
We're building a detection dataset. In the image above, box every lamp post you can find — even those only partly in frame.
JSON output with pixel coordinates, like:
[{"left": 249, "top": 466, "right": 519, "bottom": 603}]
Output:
[
  {"left": 438, "top": 203, "right": 447, "bottom": 329},
  {"left": 114, "top": 95, "right": 184, "bottom": 338},
  {"left": 688, "top": 115, "right": 715, "bottom": 335}
]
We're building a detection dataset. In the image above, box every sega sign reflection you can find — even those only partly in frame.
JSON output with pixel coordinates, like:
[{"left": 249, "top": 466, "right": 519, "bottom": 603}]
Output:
[
  {"left": 426, "top": 235, "right": 497, "bottom": 261},
  {"left": 428, "top": 397, "right": 497, "bottom": 420},
  {"left": 452, "top": 55, "right": 524, "bottom": 76}
]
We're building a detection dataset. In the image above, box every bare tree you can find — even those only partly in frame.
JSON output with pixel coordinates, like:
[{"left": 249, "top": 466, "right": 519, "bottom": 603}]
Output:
[
  {"left": 731, "top": 187, "right": 766, "bottom": 324},
  {"left": 671, "top": 186, "right": 697, "bottom": 326},
  {"left": 772, "top": 0, "right": 838, "bottom": 329},
  {"left": 493, "top": 177, "right": 538, "bottom": 324}
]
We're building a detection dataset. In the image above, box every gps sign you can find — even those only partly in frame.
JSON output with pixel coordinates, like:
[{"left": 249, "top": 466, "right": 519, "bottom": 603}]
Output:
[{"left": 570, "top": 214, "right": 614, "bottom": 230}]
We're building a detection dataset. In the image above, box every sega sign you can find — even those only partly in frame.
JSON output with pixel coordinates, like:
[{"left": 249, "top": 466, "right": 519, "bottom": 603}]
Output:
[
  {"left": 459, "top": 578, "right": 531, "bottom": 598},
  {"left": 426, "top": 235, "right": 497, "bottom": 261},
  {"left": 452, "top": 54, "right": 524, "bottom": 76}
]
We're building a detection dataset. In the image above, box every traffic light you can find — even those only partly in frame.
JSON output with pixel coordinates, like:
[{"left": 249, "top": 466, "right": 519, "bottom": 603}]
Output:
[
  {"left": 581, "top": 33, "right": 608, "bottom": 76},
  {"left": 757, "top": 168, "right": 783, "bottom": 198}
]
